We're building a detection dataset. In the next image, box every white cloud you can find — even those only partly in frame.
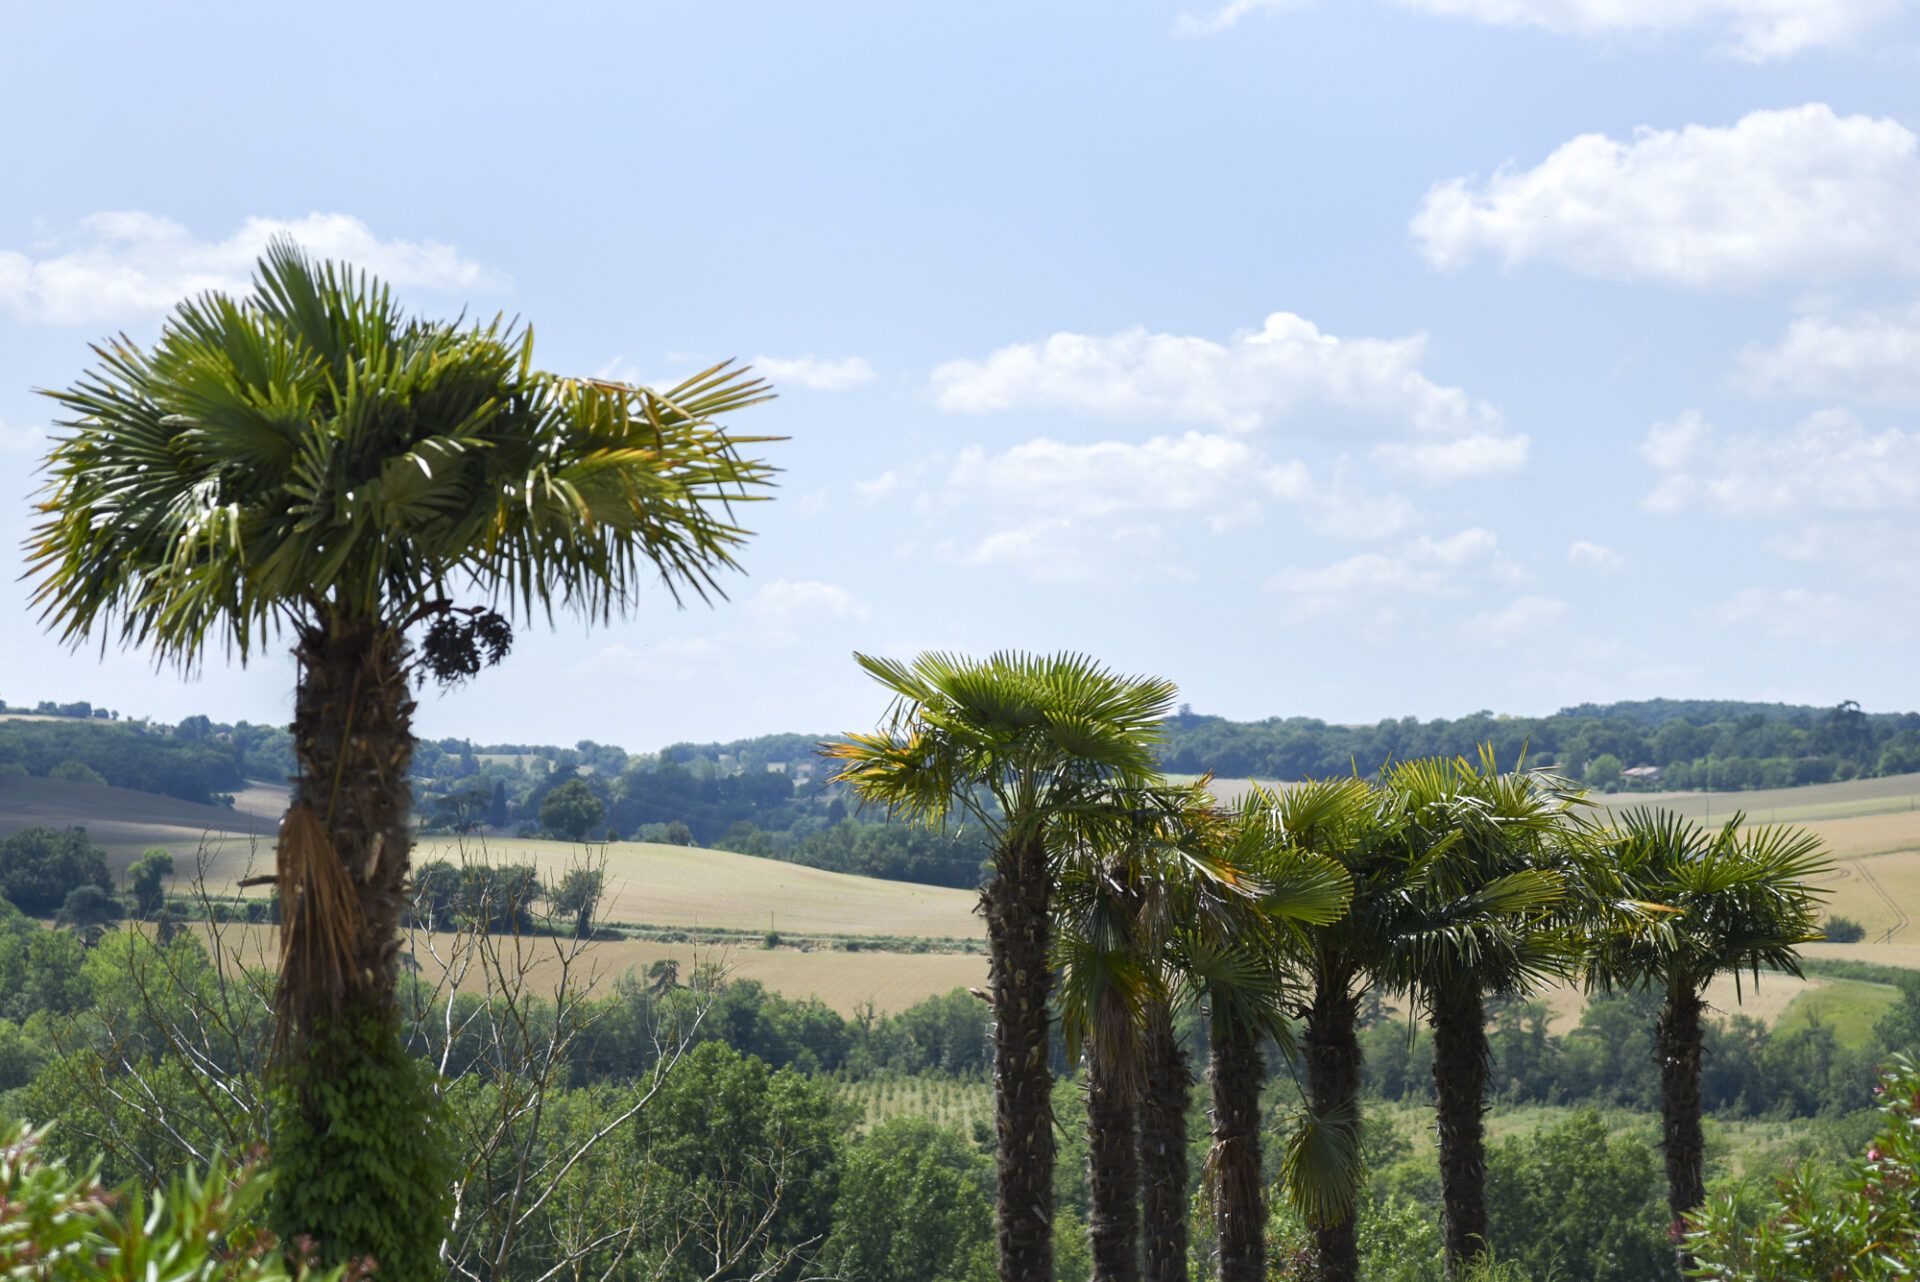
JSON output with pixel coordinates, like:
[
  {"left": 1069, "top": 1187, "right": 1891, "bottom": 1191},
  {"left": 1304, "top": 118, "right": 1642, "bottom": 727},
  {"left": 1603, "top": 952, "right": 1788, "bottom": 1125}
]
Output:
[
  {"left": 1736, "top": 305, "right": 1920, "bottom": 406},
  {"left": 750, "top": 354, "right": 876, "bottom": 392},
  {"left": 1639, "top": 410, "right": 1711, "bottom": 470},
  {"left": 1468, "top": 594, "right": 1571, "bottom": 646},
  {"left": 1640, "top": 408, "right": 1920, "bottom": 514},
  {"left": 0, "top": 212, "right": 502, "bottom": 326},
  {"left": 935, "top": 432, "right": 1421, "bottom": 573},
  {"left": 1269, "top": 528, "right": 1500, "bottom": 606},
  {"left": 1370, "top": 432, "right": 1528, "bottom": 482},
  {"left": 1395, "top": 0, "right": 1907, "bottom": 60},
  {"left": 947, "top": 432, "right": 1309, "bottom": 522},
  {"left": 1412, "top": 105, "right": 1920, "bottom": 288},
  {"left": 744, "top": 579, "right": 870, "bottom": 627},
  {"left": 935, "top": 312, "right": 1494, "bottom": 429},
  {"left": 1567, "top": 540, "right": 1624, "bottom": 571}
]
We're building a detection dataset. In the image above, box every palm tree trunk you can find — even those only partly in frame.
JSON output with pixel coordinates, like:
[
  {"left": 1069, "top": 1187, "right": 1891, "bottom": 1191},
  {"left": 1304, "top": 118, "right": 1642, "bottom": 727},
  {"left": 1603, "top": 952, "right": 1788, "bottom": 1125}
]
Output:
[
  {"left": 1657, "top": 982, "right": 1707, "bottom": 1265},
  {"left": 1304, "top": 983, "right": 1362, "bottom": 1282},
  {"left": 1139, "top": 1000, "right": 1190, "bottom": 1282},
  {"left": 1208, "top": 1013, "right": 1266, "bottom": 1282},
  {"left": 272, "top": 615, "right": 425, "bottom": 1264},
  {"left": 1087, "top": 1041, "right": 1141, "bottom": 1282},
  {"left": 285, "top": 615, "right": 415, "bottom": 1029},
  {"left": 1431, "top": 985, "right": 1491, "bottom": 1273},
  {"left": 985, "top": 833, "right": 1054, "bottom": 1282}
]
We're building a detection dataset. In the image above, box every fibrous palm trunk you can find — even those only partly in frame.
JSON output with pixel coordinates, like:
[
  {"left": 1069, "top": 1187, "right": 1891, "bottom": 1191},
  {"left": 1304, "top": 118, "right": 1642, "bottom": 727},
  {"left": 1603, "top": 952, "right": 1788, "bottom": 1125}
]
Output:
[
  {"left": 1304, "top": 982, "right": 1363, "bottom": 1282},
  {"left": 1431, "top": 985, "right": 1491, "bottom": 1274},
  {"left": 1657, "top": 982, "right": 1707, "bottom": 1270},
  {"left": 1208, "top": 1015, "right": 1265, "bottom": 1282},
  {"left": 1086, "top": 1042, "right": 1140, "bottom": 1282},
  {"left": 272, "top": 615, "right": 424, "bottom": 1260},
  {"left": 1139, "top": 1001, "right": 1190, "bottom": 1282},
  {"left": 284, "top": 616, "right": 415, "bottom": 1028},
  {"left": 985, "top": 834, "right": 1054, "bottom": 1282}
]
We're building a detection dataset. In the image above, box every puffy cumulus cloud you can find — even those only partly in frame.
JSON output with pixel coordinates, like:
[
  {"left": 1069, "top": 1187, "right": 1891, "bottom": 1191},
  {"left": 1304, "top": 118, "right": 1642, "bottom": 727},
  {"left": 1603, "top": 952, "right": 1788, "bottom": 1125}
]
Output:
[
  {"left": 1736, "top": 306, "right": 1920, "bottom": 406},
  {"left": 935, "top": 433, "right": 1419, "bottom": 579},
  {"left": 1567, "top": 540, "right": 1624, "bottom": 571},
  {"left": 749, "top": 354, "right": 876, "bottom": 392},
  {"left": 947, "top": 431, "right": 1310, "bottom": 522},
  {"left": 1395, "top": 0, "right": 1907, "bottom": 60},
  {"left": 0, "top": 212, "right": 502, "bottom": 326},
  {"left": 1268, "top": 528, "right": 1501, "bottom": 606},
  {"left": 1468, "top": 594, "right": 1571, "bottom": 646},
  {"left": 1640, "top": 408, "right": 1920, "bottom": 514},
  {"left": 930, "top": 312, "right": 1519, "bottom": 477},
  {"left": 1412, "top": 105, "right": 1920, "bottom": 288},
  {"left": 1370, "top": 432, "right": 1528, "bottom": 483}
]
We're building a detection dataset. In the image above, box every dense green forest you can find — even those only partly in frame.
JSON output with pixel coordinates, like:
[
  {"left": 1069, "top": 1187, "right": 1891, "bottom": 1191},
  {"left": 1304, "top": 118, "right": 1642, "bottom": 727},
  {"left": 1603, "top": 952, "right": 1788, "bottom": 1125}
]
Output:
[{"left": 2, "top": 879, "right": 1915, "bottom": 1282}]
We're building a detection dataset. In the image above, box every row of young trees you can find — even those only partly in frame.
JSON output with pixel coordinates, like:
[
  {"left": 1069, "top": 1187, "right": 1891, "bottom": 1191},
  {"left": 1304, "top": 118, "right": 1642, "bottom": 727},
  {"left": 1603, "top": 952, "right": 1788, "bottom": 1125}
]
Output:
[{"left": 828, "top": 651, "right": 1833, "bottom": 1282}]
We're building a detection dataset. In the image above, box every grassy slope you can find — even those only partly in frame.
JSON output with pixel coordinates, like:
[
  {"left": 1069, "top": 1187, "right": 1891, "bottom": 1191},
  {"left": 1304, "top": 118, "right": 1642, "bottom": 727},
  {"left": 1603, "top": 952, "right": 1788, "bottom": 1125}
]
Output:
[{"left": 15, "top": 769, "right": 1920, "bottom": 1017}]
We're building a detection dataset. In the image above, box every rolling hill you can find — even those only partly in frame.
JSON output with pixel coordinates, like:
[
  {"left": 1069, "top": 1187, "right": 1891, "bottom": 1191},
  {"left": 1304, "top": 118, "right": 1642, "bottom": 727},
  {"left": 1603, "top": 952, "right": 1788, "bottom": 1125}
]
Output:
[{"left": 9, "top": 768, "right": 1920, "bottom": 1021}]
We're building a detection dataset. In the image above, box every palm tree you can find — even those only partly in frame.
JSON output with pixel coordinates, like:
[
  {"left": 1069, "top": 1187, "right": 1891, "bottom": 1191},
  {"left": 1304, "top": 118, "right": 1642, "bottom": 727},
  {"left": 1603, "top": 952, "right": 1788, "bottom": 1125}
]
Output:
[
  {"left": 1175, "top": 781, "right": 1354, "bottom": 1282},
  {"left": 827, "top": 651, "right": 1178, "bottom": 1282},
  {"left": 1280, "top": 775, "right": 1418, "bottom": 1282},
  {"left": 1054, "top": 782, "right": 1241, "bottom": 1282},
  {"left": 1384, "top": 752, "right": 1581, "bottom": 1273},
  {"left": 1138, "top": 992, "right": 1192, "bottom": 1282},
  {"left": 1056, "top": 834, "right": 1153, "bottom": 1282},
  {"left": 1585, "top": 809, "right": 1829, "bottom": 1255},
  {"left": 27, "top": 242, "right": 777, "bottom": 1270}
]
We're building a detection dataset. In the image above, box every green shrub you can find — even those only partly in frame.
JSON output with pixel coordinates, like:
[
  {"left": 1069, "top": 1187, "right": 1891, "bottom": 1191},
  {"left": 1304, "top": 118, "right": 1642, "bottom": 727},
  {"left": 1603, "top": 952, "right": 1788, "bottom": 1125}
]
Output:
[
  {"left": 49, "top": 760, "right": 109, "bottom": 787},
  {"left": 1823, "top": 915, "right": 1867, "bottom": 943},
  {"left": 1688, "top": 1054, "right": 1920, "bottom": 1278},
  {"left": 0, "top": 1119, "right": 332, "bottom": 1279}
]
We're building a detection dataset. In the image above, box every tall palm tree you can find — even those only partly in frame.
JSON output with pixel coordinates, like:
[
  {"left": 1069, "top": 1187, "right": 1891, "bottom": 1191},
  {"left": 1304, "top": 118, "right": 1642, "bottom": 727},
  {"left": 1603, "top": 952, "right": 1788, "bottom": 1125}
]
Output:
[
  {"left": 1384, "top": 752, "right": 1581, "bottom": 1273},
  {"left": 1585, "top": 809, "right": 1829, "bottom": 1256},
  {"left": 1280, "top": 776, "right": 1418, "bottom": 1282},
  {"left": 1175, "top": 781, "right": 1354, "bottom": 1282},
  {"left": 1056, "top": 837, "right": 1154, "bottom": 1282},
  {"left": 1138, "top": 992, "right": 1192, "bottom": 1282},
  {"left": 27, "top": 242, "right": 777, "bottom": 1270},
  {"left": 827, "top": 651, "right": 1178, "bottom": 1282},
  {"left": 1054, "top": 782, "right": 1242, "bottom": 1282}
]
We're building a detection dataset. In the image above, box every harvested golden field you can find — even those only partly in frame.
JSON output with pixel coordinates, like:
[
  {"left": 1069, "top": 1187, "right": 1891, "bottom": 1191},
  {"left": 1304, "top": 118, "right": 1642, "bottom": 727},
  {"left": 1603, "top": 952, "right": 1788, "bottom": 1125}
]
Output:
[
  {"left": 407, "top": 835, "right": 983, "bottom": 940},
  {"left": 1802, "top": 941, "right": 1920, "bottom": 969},
  {"left": 1449, "top": 971, "right": 1821, "bottom": 1034},
  {"left": 1610, "top": 772, "right": 1920, "bottom": 825},
  {"left": 182, "top": 922, "right": 983, "bottom": 1016},
  {"left": 0, "top": 776, "right": 983, "bottom": 941},
  {"left": 1804, "top": 850, "right": 1920, "bottom": 941}
]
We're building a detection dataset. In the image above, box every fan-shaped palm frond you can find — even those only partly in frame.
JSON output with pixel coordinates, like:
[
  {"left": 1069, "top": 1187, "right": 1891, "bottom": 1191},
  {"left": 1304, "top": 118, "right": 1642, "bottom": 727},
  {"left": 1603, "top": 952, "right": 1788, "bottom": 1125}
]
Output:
[{"left": 29, "top": 239, "right": 779, "bottom": 665}]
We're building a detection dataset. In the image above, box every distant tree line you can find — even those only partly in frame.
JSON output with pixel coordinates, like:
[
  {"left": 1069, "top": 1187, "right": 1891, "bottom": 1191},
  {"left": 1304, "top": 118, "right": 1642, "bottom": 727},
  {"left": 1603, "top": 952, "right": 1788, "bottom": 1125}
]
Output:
[{"left": 1157, "top": 697, "right": 1920, "bottom": 789}]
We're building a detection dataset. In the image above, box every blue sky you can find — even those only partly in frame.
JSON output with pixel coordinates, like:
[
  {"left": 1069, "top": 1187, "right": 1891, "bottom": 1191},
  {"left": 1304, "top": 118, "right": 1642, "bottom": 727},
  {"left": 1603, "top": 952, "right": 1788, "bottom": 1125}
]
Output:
[{"left": 3, "top": 0, "right": 1918, "bottom": 748}]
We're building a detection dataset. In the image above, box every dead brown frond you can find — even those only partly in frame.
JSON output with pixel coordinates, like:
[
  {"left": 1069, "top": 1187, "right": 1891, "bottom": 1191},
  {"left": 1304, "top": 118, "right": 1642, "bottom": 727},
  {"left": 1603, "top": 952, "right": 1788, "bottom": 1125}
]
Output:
[{"left": 274, "top": 802, "right": 364, "bottom": 1057}]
